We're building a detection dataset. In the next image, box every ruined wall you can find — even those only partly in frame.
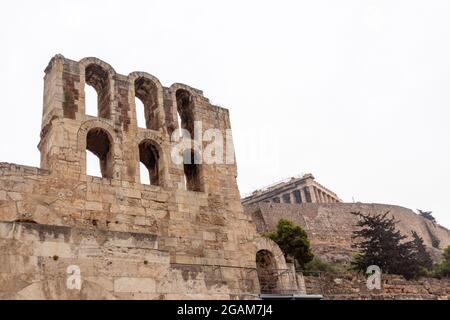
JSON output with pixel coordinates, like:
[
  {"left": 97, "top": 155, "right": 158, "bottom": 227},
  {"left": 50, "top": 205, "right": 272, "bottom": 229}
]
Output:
[
  {"left": 244, "top": 203, "right": 450, "bottom": 263},
  {"left": 0, "top": 221, "right": 263, "bottom": 299},
  {"left": 0, "top": 55, "right": 280, "bottom": 299},
  {"left": 304, "top": 272, "right": 450, "bottom": 300}
]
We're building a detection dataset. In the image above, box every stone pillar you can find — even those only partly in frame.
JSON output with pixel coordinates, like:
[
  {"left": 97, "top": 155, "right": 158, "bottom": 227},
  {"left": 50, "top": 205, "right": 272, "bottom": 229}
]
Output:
[
  {"left": 296, "top": 272, "right": 307, "bottom": 295},
  {"left": 300, "top": 188, "right": 306, "bottom": 204},
  {"left": 319, "top": 190, "right": 325, "bottom": 203},
  {"left": 309, "top": 186, "right": 317, "bottom": 203},
  {"left": 280, "top": 263, "right": 300, "bottom": 294}
]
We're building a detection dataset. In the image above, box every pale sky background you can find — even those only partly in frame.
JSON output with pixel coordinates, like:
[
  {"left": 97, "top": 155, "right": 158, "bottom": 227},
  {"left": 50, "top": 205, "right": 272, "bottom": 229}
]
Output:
[{"left": 0, "top": 0, "right": 449, "bottom": 228}]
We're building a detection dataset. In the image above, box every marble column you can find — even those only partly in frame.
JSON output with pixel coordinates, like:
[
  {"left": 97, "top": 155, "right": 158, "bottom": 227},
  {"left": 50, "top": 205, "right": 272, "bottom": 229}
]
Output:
[
  {"left": 300, "top": 188, "right": 306, "bottom": 204},
  {"left": 319, "top": 190, "right": 325, "bottom": 203},
  {"left": 309, "top": 186, "right": 317, "bottom": 203}
]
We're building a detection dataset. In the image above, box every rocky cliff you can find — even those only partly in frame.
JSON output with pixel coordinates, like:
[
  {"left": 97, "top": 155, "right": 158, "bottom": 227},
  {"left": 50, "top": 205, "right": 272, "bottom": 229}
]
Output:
[{"left": 244, "top": 202, "right": 450, "bottom": 263}]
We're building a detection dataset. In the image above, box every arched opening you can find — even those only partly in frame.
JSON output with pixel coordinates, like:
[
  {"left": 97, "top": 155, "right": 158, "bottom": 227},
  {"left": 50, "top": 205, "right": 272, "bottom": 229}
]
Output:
[
  {"left": 176, "top": 111, "right": 182, "bottom": 138},
  {"left": 256, "top": 250, "right": 279, "bottom": 294},
  {"left": 175, "top": 89, "right": 194, "bottom": 138},
  {"left": 135, "top": 77, "right": 159, "bottom": 130},
  {"left": 139, "top": 140, "right": 160, "bottom": 186},
  {"left": 183, "top": 149, "right": 202, "bottom": 192},
  {"left": 85, "top": 85, "right": 98, "bottom": 117},
  {"left": 86, "top": 128, "right": 113, "bottom": 179},
  {"left": 139, "top": 162, "right": 150, "bottom": 185},
  {"left": 85, "top": 64, "right": 111, "bottom": 119},
  {"left": 135, "top": 97, "right": 146, "bottom": 129},
  {"left": 86, "top": 148, "right": 102, "bottom": 177}
]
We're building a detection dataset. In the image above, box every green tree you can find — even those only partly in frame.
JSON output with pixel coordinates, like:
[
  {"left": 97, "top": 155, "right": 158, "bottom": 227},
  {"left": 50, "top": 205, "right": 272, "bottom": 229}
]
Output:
[
  {"left": 266, "top": 219, "right": 314, "bottom": 268},
  {"left": 351, "top": 211, "right": 426, "bottom": 279},
  {"left": 433, "top": 245, "right": 450, "bottom": 278},
  {"left": 410, "top": 231, "right": 433, "bottom": 272}
]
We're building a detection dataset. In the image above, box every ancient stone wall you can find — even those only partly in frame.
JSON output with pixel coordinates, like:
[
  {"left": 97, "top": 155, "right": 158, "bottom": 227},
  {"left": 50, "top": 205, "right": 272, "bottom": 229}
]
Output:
[
  {"left": 0, "top": 221, "right": 264, "bottom": 299},
  {"left": 244, "top": 202, "right": 450, "bottom": 263},
  {"left": 304, "top": 272, "right": 450, "bottom": 300},
  {"left": 0, "top": 55, "right": 286, "bottom": 299}
]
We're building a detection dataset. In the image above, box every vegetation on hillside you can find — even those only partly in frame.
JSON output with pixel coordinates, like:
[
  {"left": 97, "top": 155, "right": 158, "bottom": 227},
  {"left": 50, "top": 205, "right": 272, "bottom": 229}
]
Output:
[
  {"left": 265, "top": 219, "right": 314, "bottom": 269},
  {"left": 431, "top": 245, "right": 450, "bottom": 278},
  {"left": 351, "top": 211, "right": 433, "bottom": 279},
  {"left": 303, "top": 256, "right": 347, "bottom": 273},
  {"left": 417, "top": 209, "right": 436, "bottom": 223},
  {"left": 264, "top": 214, "right": 450, "bottom": 280}
]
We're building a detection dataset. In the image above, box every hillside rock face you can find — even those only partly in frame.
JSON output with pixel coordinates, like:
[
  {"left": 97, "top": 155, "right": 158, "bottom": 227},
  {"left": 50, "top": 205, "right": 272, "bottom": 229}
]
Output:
[{"left": 244, "top": 202, "right": 450, "bottom": 263}]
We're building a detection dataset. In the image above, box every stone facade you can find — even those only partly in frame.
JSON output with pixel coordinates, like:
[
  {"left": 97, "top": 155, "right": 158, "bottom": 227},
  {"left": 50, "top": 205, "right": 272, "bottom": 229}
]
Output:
[
  {"left": 0, "top": 55, "right": 288, "bottom": 299},
  {"left": 304, "top": 272, "right": 450, "bottom": 300},
  {"left": 244, "top": 202, "right": 450, "bottom": 264},
  {"left": 242, "top": 174, "right": 342, "bottom": 206},
  {"left": 2, "top": 55, "right": 447, "bottom": 300}
]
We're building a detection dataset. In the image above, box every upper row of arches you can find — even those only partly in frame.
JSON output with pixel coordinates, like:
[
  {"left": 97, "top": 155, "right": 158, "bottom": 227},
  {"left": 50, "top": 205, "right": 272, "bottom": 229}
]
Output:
[
  {"left": 84, "top": 125, "right": 203, "bottom": 192},
  {"left": 78, "top": 58, "right": 196, "bottom": 137}
]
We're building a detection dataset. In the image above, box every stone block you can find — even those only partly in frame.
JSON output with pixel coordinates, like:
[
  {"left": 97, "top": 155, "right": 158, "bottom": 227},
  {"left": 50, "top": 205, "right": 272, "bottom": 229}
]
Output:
[{"left": 114, "top": 277, "right": 156, "bottom": 293}]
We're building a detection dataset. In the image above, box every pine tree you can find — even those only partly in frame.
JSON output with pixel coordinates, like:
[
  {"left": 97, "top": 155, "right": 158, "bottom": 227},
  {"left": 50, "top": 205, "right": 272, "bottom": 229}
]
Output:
[
  {"left": 266, "top": 219, "right": 314, "bottom": 268},
  {"left": 410, "top": 231, "right": 433, "bottom": 272},
  {"left": 433, "top": 245, "right": 450, "bottom": 278},
  {"left": 351, "top": 211, "right": 422, "bottom": 279}
]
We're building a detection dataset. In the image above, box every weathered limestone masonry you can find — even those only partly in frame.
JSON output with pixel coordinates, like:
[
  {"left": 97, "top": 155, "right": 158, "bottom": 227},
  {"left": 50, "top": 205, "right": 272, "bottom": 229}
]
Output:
[
  {"left": 242, "top": 174, "right": 342, "bottom": 206},
  {"left": 304, "top": 273, "right": 450, "bottom": 300},
  {"left": 244, "top": 202, "right": 450, "bottom": 263},
  {"left": 0, "top": 55, "right": 287, "bottom": 299}
]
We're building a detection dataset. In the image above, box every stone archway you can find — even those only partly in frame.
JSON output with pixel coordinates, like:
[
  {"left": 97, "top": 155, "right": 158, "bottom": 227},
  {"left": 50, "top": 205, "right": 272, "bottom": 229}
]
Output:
[
  {"left": 254, "top": 237, "right": 288, "bottom": 294},
  {"left": 77, "top": 119, "right": 122, "bottom": 179},
  {"left": 79, "top": 57, "right": 116, "bottom": 120},
  {"left": 128, "top": 72, "right": 166, "bottom": 132},
  {"left": 256, "top": 249, "right": 278, "bottom": 293}
]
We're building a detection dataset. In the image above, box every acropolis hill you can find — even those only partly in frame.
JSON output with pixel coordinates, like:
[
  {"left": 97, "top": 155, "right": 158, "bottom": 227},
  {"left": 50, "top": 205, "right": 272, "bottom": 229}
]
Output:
[{"left": 242, "top": 174, "right": 450, "bottom": 264}]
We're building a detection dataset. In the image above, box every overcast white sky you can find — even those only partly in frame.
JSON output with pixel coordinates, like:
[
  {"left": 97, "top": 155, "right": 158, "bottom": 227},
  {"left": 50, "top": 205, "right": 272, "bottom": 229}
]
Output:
[{"left": 1, "top": 0, "right": 449, "bottom": 228}]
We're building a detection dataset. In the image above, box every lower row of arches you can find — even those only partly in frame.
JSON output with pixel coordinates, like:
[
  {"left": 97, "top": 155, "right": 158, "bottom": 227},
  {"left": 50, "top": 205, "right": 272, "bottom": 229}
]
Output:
[{"left": 85, "top": 127, "right": 202, "bottom": 191}]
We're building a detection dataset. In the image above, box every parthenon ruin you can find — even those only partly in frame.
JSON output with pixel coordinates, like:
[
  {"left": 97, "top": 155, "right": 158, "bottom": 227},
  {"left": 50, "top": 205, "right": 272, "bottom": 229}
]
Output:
[{"left": 242, "top": 173, "right": 342, "bottom": 206}]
